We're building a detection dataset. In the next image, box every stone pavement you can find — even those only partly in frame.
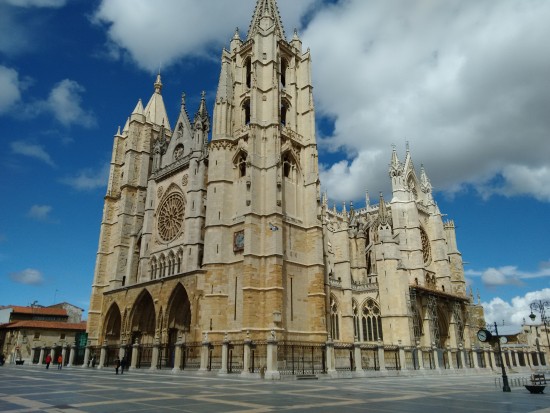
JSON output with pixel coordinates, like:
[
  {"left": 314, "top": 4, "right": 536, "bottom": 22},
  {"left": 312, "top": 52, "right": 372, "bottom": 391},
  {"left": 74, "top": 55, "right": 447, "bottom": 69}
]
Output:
[{"left": 0, "top": 364, "right": 548, "bottom": 413}]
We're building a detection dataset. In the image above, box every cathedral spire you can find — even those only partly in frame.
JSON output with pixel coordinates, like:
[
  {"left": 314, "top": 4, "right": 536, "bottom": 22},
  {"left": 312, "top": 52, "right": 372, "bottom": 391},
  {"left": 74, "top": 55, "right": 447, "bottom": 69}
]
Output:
[
  {"left": 247, "top": 0, "right": 285, "bottom": 40},
  {"left": 389, "top": 144, "right": 402, "bottom": 178},
  {"left": 378, "top": 192, "right": 389, "bottom": 225},
  {"left": 144, "top": 74, "right": 171, "bottom": 129}
]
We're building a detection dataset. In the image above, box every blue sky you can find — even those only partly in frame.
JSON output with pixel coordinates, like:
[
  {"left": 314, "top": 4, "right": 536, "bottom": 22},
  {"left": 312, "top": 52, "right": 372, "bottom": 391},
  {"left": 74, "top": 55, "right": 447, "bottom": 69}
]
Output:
[{"left": 1, "top": 0, "right": 549, "bottom": 331}]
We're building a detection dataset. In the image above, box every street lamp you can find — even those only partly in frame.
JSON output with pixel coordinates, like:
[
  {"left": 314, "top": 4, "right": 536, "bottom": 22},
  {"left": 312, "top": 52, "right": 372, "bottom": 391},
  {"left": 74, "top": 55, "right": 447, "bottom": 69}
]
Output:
[
  {"left": 529, "top": 300, "right": 550, "bottom": 365},
  {"left": 477, "top": 322, "right": 511, "bottom": 392}
]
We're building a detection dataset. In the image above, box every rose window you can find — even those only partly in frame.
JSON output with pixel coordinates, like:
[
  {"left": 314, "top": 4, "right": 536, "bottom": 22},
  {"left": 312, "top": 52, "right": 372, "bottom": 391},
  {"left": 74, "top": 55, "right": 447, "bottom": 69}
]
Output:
[{"left": 157, "top": 192, "right": 185, "bottom": 242}]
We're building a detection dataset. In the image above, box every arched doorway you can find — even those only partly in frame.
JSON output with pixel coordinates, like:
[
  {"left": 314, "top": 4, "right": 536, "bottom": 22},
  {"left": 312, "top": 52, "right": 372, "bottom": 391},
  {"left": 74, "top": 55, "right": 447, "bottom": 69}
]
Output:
[
  {"left": 163, "top": 284, "right": 192, "bottom": 368},
  {"left": 103, "top": 303, "right": 122, "bottom": 345},
  {"left": 130, "top": 290, "right": 156, "bottom": 345}
]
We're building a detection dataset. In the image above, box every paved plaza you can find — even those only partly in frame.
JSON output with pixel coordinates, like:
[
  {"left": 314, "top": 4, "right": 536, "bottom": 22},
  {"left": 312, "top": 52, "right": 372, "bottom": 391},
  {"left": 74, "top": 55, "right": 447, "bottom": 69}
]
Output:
[{"left": 0, "top": 365, "right": 548, "bottom": 413}]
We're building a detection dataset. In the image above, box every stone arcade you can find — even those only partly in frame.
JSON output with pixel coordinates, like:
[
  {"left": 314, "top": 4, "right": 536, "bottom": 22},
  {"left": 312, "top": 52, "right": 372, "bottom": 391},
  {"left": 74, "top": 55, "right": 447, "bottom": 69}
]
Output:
[{"left": 85, "top": 0, "right": 541, "bottom": 377}]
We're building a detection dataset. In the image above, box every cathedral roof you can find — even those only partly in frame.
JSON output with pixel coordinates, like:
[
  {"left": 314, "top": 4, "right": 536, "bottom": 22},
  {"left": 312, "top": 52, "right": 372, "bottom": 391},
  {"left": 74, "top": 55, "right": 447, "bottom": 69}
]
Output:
[
  {"left": 247, "top": 0, "right": 285, "bottom": 40},
  {"left": 144, "top": 74, "right": 171, "bottom": 130}
]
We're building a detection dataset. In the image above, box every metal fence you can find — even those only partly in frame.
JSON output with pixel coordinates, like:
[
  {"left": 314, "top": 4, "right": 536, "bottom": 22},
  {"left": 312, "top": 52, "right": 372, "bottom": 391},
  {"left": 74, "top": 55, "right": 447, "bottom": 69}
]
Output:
[
  {"left": 404, "top": 348, "right": 419, "bottom": 370},
  {"left": 249, "top": 342, "right": 267, "bottom": 374},
  {"left": 334, "top": 343, "right": 354, "bottom": 371},
  {"left": 360, "top": 344, "right": 379, "bottom": 371},
  {"left": 278, "top": 342, "right": 326, "bottom": 375},
  {"left": 180, "top": 342, "right": 202, "bottom": 370},
  {"left": 422, "top": 347, "right": 435, "bottom": 370},
  {"left": 384, "top": 346, "right": 400, "bottom": 370}
]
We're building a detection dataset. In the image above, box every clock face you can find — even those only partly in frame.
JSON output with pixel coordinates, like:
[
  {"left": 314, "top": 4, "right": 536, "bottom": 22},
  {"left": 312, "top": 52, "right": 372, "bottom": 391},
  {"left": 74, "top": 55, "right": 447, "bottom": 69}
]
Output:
[
  {"left": 233, "top": 230, "right": 244, "bottom": 251},
  {"left": 500, "top": 336, "right": 508, "bottom": 344},
  {"left": 477, "top": 329, "right": 489, "bottom": 342}
]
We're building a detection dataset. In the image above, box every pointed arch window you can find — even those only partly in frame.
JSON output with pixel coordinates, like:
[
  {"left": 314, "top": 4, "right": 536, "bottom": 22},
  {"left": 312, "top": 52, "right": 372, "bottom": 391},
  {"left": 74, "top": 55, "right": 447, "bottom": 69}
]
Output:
[
  {"left": 280, "top": 58, "right": 288, "bottom": 89},
  {"left": 245, "top": 57, "right": 252, "bottom": 89},
  {"left": 282, "top": 152, "right": 296, "bottom": 180},
  {"left": 330, "top": 295, "right": 340, "bottom": 340},
  {"left": 280, "top": 100, "right": 289, "bottom": 126},
  {"left": 150, "top": 257, "right": 158, "bottom": 280},
  {"left": 353, "top": 301, "right": 360, "bottom": 341},
  {"left": 236, "top": 152, "right": 247, "bottom": 178},
  {"left": 243, "top": 99, "right": 251, "bottom": 125},
  {"left": 362, "top": 299, "right": 383, "bottom": 342},
  {"left": 420, "top": 227, "right": 432, "bottom": 265}
]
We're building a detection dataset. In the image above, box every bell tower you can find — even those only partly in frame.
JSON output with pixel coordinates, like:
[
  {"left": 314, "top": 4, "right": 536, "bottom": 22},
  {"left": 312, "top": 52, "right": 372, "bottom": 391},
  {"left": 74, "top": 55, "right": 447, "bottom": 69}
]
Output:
[{"left": 201, "top": 0, "right": 326, "bottom": 342}]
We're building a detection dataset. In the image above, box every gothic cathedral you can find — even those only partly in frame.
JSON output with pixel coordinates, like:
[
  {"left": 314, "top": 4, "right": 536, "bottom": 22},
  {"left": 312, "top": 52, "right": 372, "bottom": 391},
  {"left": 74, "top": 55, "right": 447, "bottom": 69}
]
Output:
[{"left": 87, "top": 0, "right": 484, "bottom": 370}]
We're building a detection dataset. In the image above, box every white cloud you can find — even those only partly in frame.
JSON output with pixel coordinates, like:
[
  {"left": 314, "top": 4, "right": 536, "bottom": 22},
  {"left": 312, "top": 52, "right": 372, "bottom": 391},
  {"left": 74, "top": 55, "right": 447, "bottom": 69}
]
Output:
[
  {"left": 27, "top": 204, "right": 53, "bottom": 221},
  {"left": 11, "top": 140, "right": 56, "bottom": 166},
  {"left": 61, "top": 163, "right": 110, "bottom": 191},
  {"left": 483, "top": 289, "right": 550, "bottom": 331},
  {"left": 466, "top": 264, "right": 550, "bottom": 287},
  {"left": 92, "top": 0, "right": 318, "bottom": 71},
  {"left": 40, "top": 79, "right": 96, "bottom": 127},
  {"left": 301, "top": 0, "right": 550, "bottom": 203},
  {"left": 0, "top": 65, "right": 22, "bottom": 113},
  {"left": 8, "top": 268, "right": 44, "bottom": 285}
]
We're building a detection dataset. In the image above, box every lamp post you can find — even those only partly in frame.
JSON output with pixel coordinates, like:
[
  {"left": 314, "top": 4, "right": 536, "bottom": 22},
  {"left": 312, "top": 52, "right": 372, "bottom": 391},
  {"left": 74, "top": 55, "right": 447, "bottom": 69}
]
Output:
[
  {"left": 529, "top": 300, "right": 550, "bottom": 365},
  {"left": 492, "top": 322, "right": 511, "bottom": 392},
  {"left": 477, "top": 322, "right": 511, "bottom": 392}
]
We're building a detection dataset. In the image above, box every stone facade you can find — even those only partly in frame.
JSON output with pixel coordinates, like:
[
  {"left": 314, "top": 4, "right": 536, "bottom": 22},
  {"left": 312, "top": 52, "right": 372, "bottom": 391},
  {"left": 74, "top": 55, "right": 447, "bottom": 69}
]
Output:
[{"left": 86, "top": 0, "right": 487, "bottom": 373}]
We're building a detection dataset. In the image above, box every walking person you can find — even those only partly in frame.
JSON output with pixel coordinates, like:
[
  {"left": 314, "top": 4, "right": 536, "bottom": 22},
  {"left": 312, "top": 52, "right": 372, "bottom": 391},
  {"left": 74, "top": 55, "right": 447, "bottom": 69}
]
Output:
[
  {"left": 115, "top": 357, "right": 120, "bottom": 375},
  {"left": 45, "top": 354, "right": 52, "bottom": 369},
  {"left": 57, "top": 355, "right": 63, "bottom": 370},
  {"left": 120, "top": 357, "right": 126, "bottom": 375}
]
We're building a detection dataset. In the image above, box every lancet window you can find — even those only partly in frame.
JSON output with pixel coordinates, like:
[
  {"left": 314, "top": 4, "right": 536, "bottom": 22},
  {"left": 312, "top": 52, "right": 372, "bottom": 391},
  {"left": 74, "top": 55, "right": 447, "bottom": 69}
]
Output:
[
  {"left": 361, "top": 298, "right": 383, "bottom": 342},
  {"left": 330, "top": 295, "right": 340, "bottom": 340}
]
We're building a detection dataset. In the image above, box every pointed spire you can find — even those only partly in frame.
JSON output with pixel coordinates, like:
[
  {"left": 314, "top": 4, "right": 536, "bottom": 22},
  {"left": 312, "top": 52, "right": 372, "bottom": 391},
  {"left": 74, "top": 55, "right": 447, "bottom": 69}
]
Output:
[
  {"left": 365, "top": 190, "right": 370, "bottom": 211},
  {"left": 132, "top": 99, "right": 144, "bottom": 115},
  {"left": 144, "top": 74, "right": 171, "bottom": 129},
  {"left": 233, "top": 27, "right": 241, "bottom": 40},
  {"left": 389, "top": 144, "right": 402, "bottom": 178},
  {"left": 116, "top": 126, "right": 121, "bottom": 136},
  {"left": 322, "top": 191, "right": 328, "bottom": 208},
  {"left": 122, "top": 117, "right": 130, "bottom": 134},
  {"left": 247, "top": 0, "right": 285, "bottom": 40},
  {"left": 420, "top": 164, "right": 433, "bottom": 195},
  {"left": 154, "top": 73, "right": 163, "bottom": 94}
]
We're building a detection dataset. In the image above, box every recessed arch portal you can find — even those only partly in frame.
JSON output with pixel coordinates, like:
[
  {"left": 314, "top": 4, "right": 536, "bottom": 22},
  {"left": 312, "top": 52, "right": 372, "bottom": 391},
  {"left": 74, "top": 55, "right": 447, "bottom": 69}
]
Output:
[
  {"left": 130, "top": 290, "right": 156, "bottom": 345},
  {"left": 103, "top": 303, "right": 122, "bottom": 344}
]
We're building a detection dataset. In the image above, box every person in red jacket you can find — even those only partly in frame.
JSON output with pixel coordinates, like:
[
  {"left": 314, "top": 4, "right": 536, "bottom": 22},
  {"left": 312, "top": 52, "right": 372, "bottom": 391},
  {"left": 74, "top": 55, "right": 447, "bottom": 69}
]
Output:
[
  {"left": 45, "top": 354, "right": 52, "bottom": 369},
  {"left": 57, "top": 355, "right": 63, "bottom": 370}
]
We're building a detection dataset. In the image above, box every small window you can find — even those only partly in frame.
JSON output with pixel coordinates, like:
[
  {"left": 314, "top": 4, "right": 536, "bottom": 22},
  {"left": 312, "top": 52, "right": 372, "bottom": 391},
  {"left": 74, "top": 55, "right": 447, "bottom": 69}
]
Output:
[
  {"left": 237, "top": 153, "right": 247, "bottom": 177},
  {"left": 243, "top": 100, "right": 251, "bottom": 125},
  {"left": 34, "top": 332, "right": 40, "bottom": 340},
  {"left": 280, "top": 101, "right": 288, "bottom": 126},
  {"left": 281, "top": 58, "right": 288, "bottom": 88},
  {"left": 60, "top": 333, "right": 66, "bottom": 340},
  {"left": 245, "top": 57, "right": 252, "bottom": 89}
]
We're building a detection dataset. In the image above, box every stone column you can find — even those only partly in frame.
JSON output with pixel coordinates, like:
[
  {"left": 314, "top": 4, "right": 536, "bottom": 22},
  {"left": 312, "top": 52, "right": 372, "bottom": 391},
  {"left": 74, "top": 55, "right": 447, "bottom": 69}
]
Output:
[
  {"left": 119, "top": 344, "right": 126, "bottom": 361},
  {"left": 199, "top": 336, "right": 210, "bottom": 372},
  {"left": 489, "top": 348, "right": 496, "bottom": 370},
  {"left": 532, "top": 351, "right": 540, "bottom": 367},
  {"left": 325, "top": 339, "right": 336, "bottom": 376},
  {"left": 49, "top": 347, "right": 55, "bottom": 360},
  {"left": 173, "top": 340, "right": 183, "bottom": 373},
  {"left": 481, "top": 348, "right": 491, "bottom": 369},
  {"left": 151, "top": 338, "right": 160, "bottom": 370},
  {"left": 30, "top": 347, "right": 37, "bottom": 364},
  {"left": 61, "top": 344, "right": 68, "bottom": 367},
  {"left": 98, "top": 341, "right": 107, "bottom": 369},
  {"left": 377, "top": 341, "right": 386, "bottom": 372},
  {"left": 446, "top": 346, "right": 454, "bottom": 370},
  {"left": 38, "top": 346, "right": 45, "bottom": 365},
  {"left": 398, "top": 342, "right": 407, "bottom": 371},
  {"left": 130, "top": 340, "right": 139, "bottom": 370},
  {"left": 458, "top": 344, "right": 466, "bottom": 369},
  {"left": 82, "top": 344, "right": 90, "bottom": 368},
  {"left": 265, "top": 331, "right": 280, "bottom": 380},
  {"left": 513, "top": 350, "right": 520, "bottom": 368},
  {"left": 352, "top": 342, "right": 366, "bottom": 377},
  {"left": 219, "top": 336, "right": 229, "bottom": 375},
  {"left": 68, "top": 343, "right": 76, "bottom": 367},
  {"left": 432, "top": 344, "right": 440, "bottom": 370},
  {"left": 242, "top": 339, "right": 252, "bottom": 376},
  {"left": 471, "top": 348, "right": 479, "bottom": 369},
  {"left": 416, "top": 343, "right": 424, "bottom": 370}
]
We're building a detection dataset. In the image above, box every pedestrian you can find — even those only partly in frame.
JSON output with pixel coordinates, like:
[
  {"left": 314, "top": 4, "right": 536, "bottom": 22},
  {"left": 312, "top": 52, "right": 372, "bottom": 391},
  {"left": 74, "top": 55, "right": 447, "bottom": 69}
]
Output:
[
  {"left": 120, "top": 357, "right": 126, "bottom": 375},
  {"left": 57, "top": 355, "right": 63, "bottom": 370},
  {"left": 0, "top": 353, "right": 5, "bottom": 366},
  {"left": 91, "top": 356, "right": 96, "bottom": 368},
  {"left": 45, "top": 354, "right": 52, "bottom": 369},
  {"left": 115, "top": 357, "right": 120, "bottom": 375}
]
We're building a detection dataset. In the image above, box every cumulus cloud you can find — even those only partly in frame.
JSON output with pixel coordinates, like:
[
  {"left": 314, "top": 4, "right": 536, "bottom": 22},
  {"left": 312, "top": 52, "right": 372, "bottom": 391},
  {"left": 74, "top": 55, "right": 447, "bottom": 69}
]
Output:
[
  {"left": 0, "top": 65, "right": 22, "bottom": 113},
  {"left": 92, "top": 0, "right": 318, "bottom": 71},
  {"left": 9, "top": 268, "right": 44, "bottom": 285},
  {"left": 302, "top": 0, "right": 550, "bottom": 203},
  {"left": 483, "top": 289, "right": 550, "bottom": 331},
  {"left": 39, "top": 79, "right": 96, "bottom": 127},
  {"left": 11, "top": 141, "right": 56, "bottom": 166},
  {"left": 467, "top": 264, "right": 550, "bottom": 287},
  {"left": 27, "top": 204, "right": 53, "bottom": 221},
  {"left": 61, "top": 163, "right": 110, "bottom": 191}
]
